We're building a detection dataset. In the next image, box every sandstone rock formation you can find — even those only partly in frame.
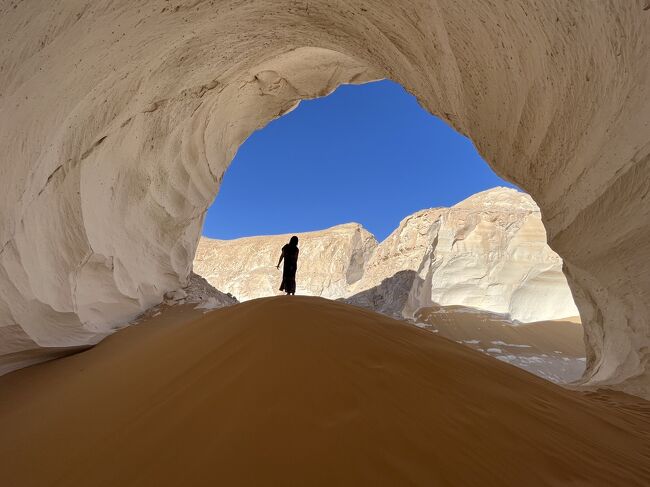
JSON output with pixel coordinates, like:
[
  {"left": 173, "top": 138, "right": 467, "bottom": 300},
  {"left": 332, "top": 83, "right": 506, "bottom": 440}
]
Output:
[
  {"left": 0, "top": 2, "right": 648, "bottom": 396},
  {"left": 346, "top": 188, "right": 579, "bottom": 322},
  {"left": 194, "top": 224, "right": 376, "bottom": 301}
]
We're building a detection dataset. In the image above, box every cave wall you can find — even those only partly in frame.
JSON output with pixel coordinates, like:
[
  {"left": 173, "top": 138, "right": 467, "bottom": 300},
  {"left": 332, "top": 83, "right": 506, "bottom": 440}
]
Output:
[{"left": 0, "top": 1, "right": 648, "bottom": 395}]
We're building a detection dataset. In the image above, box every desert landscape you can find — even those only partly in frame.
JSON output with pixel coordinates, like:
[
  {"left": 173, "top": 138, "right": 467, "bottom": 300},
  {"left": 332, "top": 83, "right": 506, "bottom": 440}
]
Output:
[
  {"left": 1, "top": 297, "right": 649, "bottom": 486},
  {"left": 195, "top": 186, "right": 586, "bottom": 383},
  {"left": 414, "top": 305, "right": 584, "bottom": 383},
  {"left": 1, "top": 0, "right": 649, "bottom": 485},
  {"left": 195, "top": 188, "right": 579, "bottom": 323}
]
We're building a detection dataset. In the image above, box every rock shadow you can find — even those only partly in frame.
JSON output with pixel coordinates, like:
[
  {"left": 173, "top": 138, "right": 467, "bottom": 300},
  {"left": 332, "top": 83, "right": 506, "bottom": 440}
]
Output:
[{"left": 340, "top": 270, "right": 424, "bottom": 319}]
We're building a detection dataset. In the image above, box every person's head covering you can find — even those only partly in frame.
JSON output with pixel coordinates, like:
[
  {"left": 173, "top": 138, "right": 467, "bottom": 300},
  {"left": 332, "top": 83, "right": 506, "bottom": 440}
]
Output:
[{"left": 289, "top": 236, "right": 299, "bottom": 247}]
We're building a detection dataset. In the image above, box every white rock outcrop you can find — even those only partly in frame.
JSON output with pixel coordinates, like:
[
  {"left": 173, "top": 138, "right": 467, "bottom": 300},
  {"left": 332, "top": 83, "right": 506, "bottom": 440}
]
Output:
[
  {"left": 347, "top": 188, "right": 579, "bottom": 322},
  {"left": 194, "top": 224, "right": 377, "bottom": 301},
  {"left": 0, "top": 1, "right": 648, "bottom": 396},
  {"left": 165, "top": 272, "right": 238, "bottom": 309},
  {"left": 195, "top": 188, "right": 578, "bottom": 323}
]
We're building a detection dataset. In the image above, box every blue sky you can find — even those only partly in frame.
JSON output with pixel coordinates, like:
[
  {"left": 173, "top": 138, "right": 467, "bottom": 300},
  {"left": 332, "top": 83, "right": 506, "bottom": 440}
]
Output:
[{"left": 203, "top": 80, "right": 517, "bottom": 242}]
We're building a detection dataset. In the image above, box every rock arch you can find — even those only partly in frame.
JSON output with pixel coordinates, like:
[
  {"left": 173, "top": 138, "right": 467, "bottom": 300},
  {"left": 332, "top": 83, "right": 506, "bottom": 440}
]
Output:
[{"left": 0, "top": 1, "right": 648, "bottom": 396}]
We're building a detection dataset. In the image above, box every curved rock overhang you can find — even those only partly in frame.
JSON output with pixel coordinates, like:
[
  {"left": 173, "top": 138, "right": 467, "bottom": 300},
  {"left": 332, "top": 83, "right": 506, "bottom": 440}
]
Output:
[{"left": 0, "top": 1, "right": 648, "bottom": 396}]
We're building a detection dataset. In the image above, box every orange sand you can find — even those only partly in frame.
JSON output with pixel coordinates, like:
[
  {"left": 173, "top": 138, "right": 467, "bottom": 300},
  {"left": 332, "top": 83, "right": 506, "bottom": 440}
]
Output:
[
  {"left": 416, "top": 304, "right": 585, "bottom": 357},
  {"left": 414, "top": 304, "right": 587, "bottom": 383},
  {"left": 0, "top": 297, "right": 649, "bottom": 486}
]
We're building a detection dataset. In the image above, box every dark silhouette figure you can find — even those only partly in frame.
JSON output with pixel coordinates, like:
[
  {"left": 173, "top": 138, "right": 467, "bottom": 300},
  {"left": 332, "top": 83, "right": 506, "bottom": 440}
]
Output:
[{"left": 277, "top": 236, "right": 299, "bottom": 295}]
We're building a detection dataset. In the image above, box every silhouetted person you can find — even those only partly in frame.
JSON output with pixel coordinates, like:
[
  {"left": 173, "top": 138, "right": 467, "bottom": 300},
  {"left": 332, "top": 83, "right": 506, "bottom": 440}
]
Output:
[{"left": 276, "top": 236, "right": 299, "bottom": 295}]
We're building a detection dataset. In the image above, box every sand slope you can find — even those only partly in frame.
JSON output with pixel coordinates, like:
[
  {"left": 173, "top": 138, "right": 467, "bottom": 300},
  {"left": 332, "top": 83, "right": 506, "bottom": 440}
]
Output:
[
  {"left": 0, "top": 297, "right": 649, "bottom": 486},
  {"left": 415, "top": 304, "right": 586, "bottom": 383}
]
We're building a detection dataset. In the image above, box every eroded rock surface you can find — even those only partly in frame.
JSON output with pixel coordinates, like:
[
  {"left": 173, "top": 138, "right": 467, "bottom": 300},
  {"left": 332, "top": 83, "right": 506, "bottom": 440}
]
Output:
[
  {"left": 165, "top": 272, "right": 238, "bottom": 309},
  {"left": 194, "top": 224, "right": 377, "bottom": 301},
  {"left": 196, "top": 188, "right": 578, "bottom": 323},
  {"left": 0, "top": 1, "right": 648, "bottom": 396},
  {"left": 347, "top": 188, "right": 579, "bottom": 322},
  {"left": 0, "top": 272, "right": 236, "bottom": 375}
]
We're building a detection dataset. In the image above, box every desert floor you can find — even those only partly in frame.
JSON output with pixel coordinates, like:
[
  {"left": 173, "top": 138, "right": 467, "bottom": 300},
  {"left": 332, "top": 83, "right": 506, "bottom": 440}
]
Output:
[
  {"left": 0, "top": 297, "right": 649, "bottom": 486},
  {"left": 414, "top": 304, "right": 585, "bottom": 383}
]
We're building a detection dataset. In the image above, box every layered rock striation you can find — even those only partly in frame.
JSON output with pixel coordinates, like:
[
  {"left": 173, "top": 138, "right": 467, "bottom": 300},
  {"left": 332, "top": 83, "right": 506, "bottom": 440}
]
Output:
[
  {"left": 0, "top": 1, "right": 648, "bottom": 395},
  {"left": 346, "top": 188, "right": 579, "bottom": 322},
  {"left": 194, "top": 224, "right": 376, "bottom": 301},
  {"left": 195, "top": 188, "right": 579, "bottom": 324}
]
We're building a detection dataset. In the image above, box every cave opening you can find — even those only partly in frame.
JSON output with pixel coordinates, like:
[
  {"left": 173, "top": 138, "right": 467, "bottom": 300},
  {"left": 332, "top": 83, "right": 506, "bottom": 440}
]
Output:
[
  {"left": 195, "top": 79, "right": 584, "bottom": 384},
  {"left": 204, "top": 79, "right": 517, "bottom": 241}
]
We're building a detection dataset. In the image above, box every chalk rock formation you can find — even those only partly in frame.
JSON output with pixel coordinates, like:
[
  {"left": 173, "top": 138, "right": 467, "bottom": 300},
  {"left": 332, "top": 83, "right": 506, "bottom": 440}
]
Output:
[
  {"left": 0, "top": 2, "right": 648, "bottom": 396},
  {"left": 347, "top": 188, "right": 579, "bottom": 322},
  {"left": 194, "top": 224, "right": 377, "bottom": 301},
  {"left": 196, "top": 188, "right": 577, "bottom": 322},
  {"left": 163, "top": 272, "right": 238, "bottom": 309},
  {"left": 0, "top": 272, "right": 235, "bottom": 376}
]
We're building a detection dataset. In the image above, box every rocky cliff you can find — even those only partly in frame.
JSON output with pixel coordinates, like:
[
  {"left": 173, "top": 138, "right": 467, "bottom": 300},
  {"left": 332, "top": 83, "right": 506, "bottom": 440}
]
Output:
[
  {"left": 194, "top": 224, "right": 377, "bottom": 301},
  {"left": 195, "top": 188, "right": 579, "bottom": 323},
  {"left": 346, "top": 188, "right": 579, "bottom": 322}
]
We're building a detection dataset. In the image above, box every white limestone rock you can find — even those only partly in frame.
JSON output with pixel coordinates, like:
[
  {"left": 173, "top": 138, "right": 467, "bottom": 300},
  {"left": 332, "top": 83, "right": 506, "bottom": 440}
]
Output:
[
  {"left": 346, "top": 188, "right": 580, "bottom": 323},
  {"left": 195, "top": 188, "right": 578, "bottom": 323},
  {"left": 169, "top": 272, "right": 237, "bottom": 309},
  {"left": 194, "top": 224, "right": 377, "bottom": 301},
  {"left": 0, "top": 271, "right": 236, "bottom": 375}
]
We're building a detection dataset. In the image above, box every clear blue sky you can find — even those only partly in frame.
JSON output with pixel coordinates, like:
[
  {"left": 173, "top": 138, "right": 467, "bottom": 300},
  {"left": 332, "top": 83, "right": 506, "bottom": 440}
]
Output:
[{"left": 203, "top": 80, "right": 517, "bottom": 242}]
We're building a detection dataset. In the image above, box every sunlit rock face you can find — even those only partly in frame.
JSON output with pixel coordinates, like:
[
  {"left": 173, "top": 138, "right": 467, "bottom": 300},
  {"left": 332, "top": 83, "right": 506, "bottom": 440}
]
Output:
[
  {"left": 194, "top": 224, "right": 377, "bottom": 301},
  {"left": 347, "top": 188, "right": 579, "bottom": 322},
  {"left": 0, "top": 1, "right": 648, "bottom": 396},
  {"left": 195, "top": 188, "right": 578, "bottom": 323}
]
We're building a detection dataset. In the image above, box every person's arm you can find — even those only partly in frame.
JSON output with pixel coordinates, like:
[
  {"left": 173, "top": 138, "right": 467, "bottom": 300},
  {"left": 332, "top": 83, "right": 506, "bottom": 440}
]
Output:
[{"left": 276, "top": 250, "right": 284, "bottom": 269}]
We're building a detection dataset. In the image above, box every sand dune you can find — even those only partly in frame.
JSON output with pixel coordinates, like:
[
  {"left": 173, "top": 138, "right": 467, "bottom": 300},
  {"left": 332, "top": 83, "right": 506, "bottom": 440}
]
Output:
[
  {"left": 0, "top": 297, "right": 649, "bottom": 486},
  {"left": 414, "top": 304, "right": 586, "bottom": 383}
]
